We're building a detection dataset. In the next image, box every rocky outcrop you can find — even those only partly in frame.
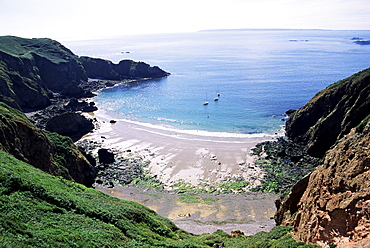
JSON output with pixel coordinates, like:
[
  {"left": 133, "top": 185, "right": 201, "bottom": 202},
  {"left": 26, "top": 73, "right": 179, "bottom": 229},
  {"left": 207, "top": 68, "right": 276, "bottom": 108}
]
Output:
[
  {"left": 277, "top": 122, "right": 370, "bottom": 247},
  {"left": 0, "top": 102, "right": 96, "bottom": 186},
  {"left": 274, "top": 68, "right": 370, "bottom": 246},
  {"left": 80, "top": 56, "right": 170, "bottom": 80},
  {"left": 0, "top": 36, "right": 90, "bottom": 111},
  {"left": 286, "top": 68, "right": 370, "bottom": 157},
  {"left": 45, "top": 112, "right": 94, "bottom": 141},
  {"left": 0, "top": 36, "right": 170, "bottom": 112}
]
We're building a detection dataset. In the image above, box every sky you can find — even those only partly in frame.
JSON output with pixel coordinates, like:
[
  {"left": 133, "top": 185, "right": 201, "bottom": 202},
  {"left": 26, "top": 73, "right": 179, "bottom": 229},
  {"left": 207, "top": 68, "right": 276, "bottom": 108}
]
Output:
[{"left": 0, "top": 0, "right": 369, "bottom": 40}]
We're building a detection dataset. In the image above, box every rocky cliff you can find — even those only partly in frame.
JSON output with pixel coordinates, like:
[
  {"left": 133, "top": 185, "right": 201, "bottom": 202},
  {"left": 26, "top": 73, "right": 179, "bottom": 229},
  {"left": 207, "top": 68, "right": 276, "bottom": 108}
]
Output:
[
  {"left": 286, "top": 68, "right": 370, "bottom": 157},
  {"left": 79, "top": 56, "right": 170, "bottom": 80},
  {"left": 0, "top": 102, "right": 95, "bottom": 186},
  {"left": 275, "top": 68, "right": 370, "bottom": 247},
  {"left": 0, "top": 36, "right": 88, "bottom": 110},
  {"left": 278, "top": 121, "right": 370, "bottom": 247},
  {"left": 0, "top": 36, "right": 170, "bottom": 112}
]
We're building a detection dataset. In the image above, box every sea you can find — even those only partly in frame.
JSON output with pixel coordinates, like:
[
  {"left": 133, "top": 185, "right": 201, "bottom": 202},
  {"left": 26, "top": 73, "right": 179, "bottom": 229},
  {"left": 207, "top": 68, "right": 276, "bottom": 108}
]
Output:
[{"left": 63, "top": 29, "right": 370, "bottom": 137}]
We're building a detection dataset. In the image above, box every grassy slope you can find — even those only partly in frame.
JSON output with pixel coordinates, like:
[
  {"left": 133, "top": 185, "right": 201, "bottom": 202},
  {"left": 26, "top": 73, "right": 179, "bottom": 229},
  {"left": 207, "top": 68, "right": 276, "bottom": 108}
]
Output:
[
  {"left": 0, "top": 35, "right": 76, "bottom": 64},
  {"left": 0, "top": 149, "right": 318, "bottom": 247}
]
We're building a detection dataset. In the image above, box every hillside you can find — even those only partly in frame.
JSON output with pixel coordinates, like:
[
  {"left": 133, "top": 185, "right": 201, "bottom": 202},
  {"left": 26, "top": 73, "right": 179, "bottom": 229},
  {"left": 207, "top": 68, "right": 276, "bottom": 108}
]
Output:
[
  {"left": 0, "top": 102, "right": 95, "bottom": 186},
  {"left": 273, "top": 68, "right": 370, "bottom": 247},
  {"left": 0, "top": 148, "right": 319, "bottom": 247},
  {"left": 285, "top": 68, "right": 370, "bottom": 157},
  {"left": 0, "top": 36, "right": 87, "bottom": 110}
]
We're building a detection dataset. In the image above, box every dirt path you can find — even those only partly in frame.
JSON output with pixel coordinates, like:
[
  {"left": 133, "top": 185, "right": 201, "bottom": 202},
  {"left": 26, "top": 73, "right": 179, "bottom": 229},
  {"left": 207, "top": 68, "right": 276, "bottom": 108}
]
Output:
[{"left": 96, "top": 185, "right": 278, "bottom": 235}]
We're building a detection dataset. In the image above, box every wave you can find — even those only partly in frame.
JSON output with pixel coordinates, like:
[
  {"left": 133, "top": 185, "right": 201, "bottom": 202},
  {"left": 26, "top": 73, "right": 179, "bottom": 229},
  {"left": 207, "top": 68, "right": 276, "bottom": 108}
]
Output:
[{"left": 96, "top": 110, "right": 282, "bottom": 143}]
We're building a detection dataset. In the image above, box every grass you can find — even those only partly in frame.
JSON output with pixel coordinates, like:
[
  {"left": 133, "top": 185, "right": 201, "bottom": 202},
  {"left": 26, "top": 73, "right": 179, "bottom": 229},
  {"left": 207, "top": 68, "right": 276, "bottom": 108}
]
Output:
[
  {"left": 0, "top": 149, "right": 320, "bottom": 247},
  {"left": 171, "top": 178, "right": 252, "bottom": 195},
  {"left": 0, "top": 36, "right": 78, "bottom": 64}
]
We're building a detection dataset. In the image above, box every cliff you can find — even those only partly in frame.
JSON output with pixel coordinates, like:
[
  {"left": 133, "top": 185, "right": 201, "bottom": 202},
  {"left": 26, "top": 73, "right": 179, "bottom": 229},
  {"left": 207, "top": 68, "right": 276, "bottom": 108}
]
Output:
[
  {"left": 274, "top": 68, "right": 370, "bottom": 247},
  {"left": 0, "top": 36, "right": 88, "bottom": 110},
  {"left": 79, "top": 56, "right": 170, "bottom": 80},
  {"left": 0, "top": 36, "right": 170, "bottom": 112},
  {"left": 0, "top": 102, "right": 95, "bottom": 186},
  {"left": 286, "top": 68, "right": 370, "bottom": 157}
]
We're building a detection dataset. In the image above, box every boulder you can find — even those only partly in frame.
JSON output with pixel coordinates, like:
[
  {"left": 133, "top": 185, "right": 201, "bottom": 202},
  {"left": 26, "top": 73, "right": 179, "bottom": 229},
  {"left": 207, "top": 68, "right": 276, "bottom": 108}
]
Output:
[
  {"left": 45, "top": 112, "right": 94, "bottom": 141},
  {"left": 98, "top": 149, "right": 115, "bottom": 164}
]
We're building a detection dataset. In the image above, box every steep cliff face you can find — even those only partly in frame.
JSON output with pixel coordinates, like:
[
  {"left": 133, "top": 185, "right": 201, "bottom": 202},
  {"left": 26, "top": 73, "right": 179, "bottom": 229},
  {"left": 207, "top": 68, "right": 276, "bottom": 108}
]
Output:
[
  {"left": 278, "top": 122, "right": 370, "bottom": 247},
  {"left": 0, "top": 102, "right": 95, "bottom": 186},
  {"left": 80, "top": 56, "right": 170, "bottom": 80},
  {"left": 275, "top": 67, "right": 370, "bottom": 246},
  {"left": 0, "top": 36, "right": 88, "bottom": 110},
  {"left": 286, "top": 68, "right": 370, "bottom": 157}
]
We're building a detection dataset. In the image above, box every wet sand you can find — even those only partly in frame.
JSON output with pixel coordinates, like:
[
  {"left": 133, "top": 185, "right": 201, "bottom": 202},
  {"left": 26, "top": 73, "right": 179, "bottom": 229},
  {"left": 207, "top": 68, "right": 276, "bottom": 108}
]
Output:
[
  {"left": 82, "top": 109, "right": 282, "bottom": 189},
  {"left": 96, "top": 185, "right": 278, "bottom": 235}
]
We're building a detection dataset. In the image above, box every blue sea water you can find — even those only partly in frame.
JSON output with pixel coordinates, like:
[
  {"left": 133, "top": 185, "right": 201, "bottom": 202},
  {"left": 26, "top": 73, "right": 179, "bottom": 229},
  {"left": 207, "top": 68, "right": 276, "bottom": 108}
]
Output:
[{"left": 64, "top": 29, "right": 370, "bottom": 136}]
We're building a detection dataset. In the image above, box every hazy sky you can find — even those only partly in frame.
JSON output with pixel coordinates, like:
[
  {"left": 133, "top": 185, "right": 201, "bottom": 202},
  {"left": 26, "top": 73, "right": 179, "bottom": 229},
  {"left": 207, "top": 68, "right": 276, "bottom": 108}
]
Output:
[{"left": 1, "top": 0, "right": 369, "bottom": 40}]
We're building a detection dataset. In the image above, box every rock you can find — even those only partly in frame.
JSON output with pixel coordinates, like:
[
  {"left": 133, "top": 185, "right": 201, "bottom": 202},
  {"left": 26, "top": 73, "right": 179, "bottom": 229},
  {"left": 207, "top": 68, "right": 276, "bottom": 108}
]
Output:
[
  {"left": 276, "top": 122, "right": 370, "bottom": 246},
  {"left": 45, "top": 112, "right": 94, "bottom": 141},
  {"left": 98, "top": 149, "right": 115, "bottom": 164},
  {"left": 80, "top": 56, "right": 170, "bottom": 80},
  {"left": 110, "top": 120, "right": 117, "bottom": 124},
  {"left": 0, "top": 36, "right": 87, "bottom": 111}
]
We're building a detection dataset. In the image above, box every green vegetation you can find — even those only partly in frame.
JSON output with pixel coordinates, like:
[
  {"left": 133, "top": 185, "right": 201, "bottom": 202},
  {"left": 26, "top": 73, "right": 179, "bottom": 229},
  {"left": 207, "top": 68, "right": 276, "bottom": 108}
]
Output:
[
  {"left": 171, "top": 178, "right": 251, "bottom": 194},
  {"left": 0, "top": 149, "right": 319, "bottom": 247},
  {"left": 0, "top": 36, "right": 76, "bottom": 64},
  {"left": 0, "top": 101, "right": 33, "bottom": 126},
  {"left": 356, "top": 114, "right": 370, "bottom": 133},
  {"left": 178, "top": 194, "right": 217, "bottom": 205},
  {"left": 0, "top": 102, "right": 92, "bottom": 184},
  {"left": 251, "top": 138, "right": 321, "bottom": 195}
]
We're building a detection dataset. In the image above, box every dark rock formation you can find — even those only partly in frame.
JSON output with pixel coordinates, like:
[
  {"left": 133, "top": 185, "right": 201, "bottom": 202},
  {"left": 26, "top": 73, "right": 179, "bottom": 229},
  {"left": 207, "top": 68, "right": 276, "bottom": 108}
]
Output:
[
  {"left": 80, "top": 56, "right": 170, "bottom": 80},
  {"left": 0, "top": 36, "right": 89, "bottom": 111},
  {"left": 286, "top": 68, "right": 370, "bottom": 157},
  {"left": 98, "top": 148, "right": 115, "bottom": 164},
  {"left": 0, "top": 36, "right": 169, "bottom": 113},
  {"left": 45, "top": 112, "right": 94, "bottom": 141},
  {"left": 354, "top": 40, "right": 370, "bottom": 45},
  {"left": 0, "top": 102, "right": 95, "bottom": 186}
]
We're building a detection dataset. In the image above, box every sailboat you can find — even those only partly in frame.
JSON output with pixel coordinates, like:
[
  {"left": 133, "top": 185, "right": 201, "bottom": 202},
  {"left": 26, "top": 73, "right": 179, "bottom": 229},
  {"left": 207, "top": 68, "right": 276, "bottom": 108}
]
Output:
[
  {"left": 214, "top": 88, "right": 220, "bottom": 101},
  {"left": 203, "top": 93, "right": 209, "bottom": 105}
]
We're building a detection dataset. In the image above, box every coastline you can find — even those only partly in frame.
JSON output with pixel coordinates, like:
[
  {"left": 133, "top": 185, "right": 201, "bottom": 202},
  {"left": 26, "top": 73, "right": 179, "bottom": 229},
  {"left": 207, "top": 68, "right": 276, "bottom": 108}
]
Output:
[{"left": 79, "top": 108, "right": 284, "bottom": 189}]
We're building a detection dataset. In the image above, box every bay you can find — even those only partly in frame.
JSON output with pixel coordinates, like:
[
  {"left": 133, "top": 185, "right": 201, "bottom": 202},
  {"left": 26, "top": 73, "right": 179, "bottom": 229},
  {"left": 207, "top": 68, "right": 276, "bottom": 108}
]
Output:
[{"left": 64, "top": 29, "right": 370, "bottom": 135}]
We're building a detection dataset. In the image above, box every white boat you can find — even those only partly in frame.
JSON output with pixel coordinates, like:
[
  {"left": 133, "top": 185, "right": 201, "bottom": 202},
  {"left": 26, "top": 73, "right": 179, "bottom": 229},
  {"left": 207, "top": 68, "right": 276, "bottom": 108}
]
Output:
[
  {"left": 203, "top": 94, "right": 209, "bottom": 105},
  {"left": 214, "top": 97, "right": 219, "bottom": 101}
]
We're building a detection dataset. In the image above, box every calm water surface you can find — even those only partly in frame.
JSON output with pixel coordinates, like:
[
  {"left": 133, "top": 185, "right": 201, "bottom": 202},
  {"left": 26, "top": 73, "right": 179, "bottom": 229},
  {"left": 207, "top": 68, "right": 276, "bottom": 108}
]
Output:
[{"left": 64, "top": 30, "right": 370, "bottom": 136}]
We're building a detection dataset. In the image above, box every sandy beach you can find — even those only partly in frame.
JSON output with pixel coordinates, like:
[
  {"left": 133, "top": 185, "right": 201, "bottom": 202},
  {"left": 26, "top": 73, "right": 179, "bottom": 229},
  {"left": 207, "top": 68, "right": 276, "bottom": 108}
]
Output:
[
  {"left": 81, "top": 109, "right": 283, "bottom": 189},
  {"left": 78, "top": 109, "right": 282, "bottom": 235}
]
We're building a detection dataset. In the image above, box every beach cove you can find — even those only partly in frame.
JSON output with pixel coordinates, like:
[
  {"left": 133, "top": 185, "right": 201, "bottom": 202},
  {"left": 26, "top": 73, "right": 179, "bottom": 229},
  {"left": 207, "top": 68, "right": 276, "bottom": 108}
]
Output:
[
  {"left": 76, "top": 105, "right": 282, "bottom": 235},
  {"left": 79, "top": 108, "right": 283, "bottom": 190}
]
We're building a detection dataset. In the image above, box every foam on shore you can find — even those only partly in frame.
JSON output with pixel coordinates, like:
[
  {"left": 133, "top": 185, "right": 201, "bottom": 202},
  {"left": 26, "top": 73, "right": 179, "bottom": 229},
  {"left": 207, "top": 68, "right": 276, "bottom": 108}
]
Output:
[{"left": 82, "top": 109, "right": 282, "bottom": 188}]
